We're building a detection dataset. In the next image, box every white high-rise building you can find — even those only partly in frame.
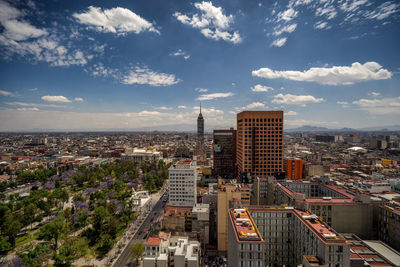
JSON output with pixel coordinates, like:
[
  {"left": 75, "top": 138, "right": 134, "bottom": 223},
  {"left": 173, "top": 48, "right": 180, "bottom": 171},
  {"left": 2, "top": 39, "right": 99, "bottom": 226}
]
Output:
[{"left": 168, "top": 159, "right": 197, "bottom": 207}]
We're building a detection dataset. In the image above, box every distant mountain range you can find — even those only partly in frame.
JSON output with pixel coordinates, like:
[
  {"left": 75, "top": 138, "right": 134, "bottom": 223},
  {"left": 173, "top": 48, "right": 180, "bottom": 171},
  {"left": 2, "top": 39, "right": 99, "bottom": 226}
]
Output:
[
  {"left": 1, "top": 124, "right": 400, "bottom": 133},
  {"left": 286, "top": 125, "right": 400, "bottom": 132}
]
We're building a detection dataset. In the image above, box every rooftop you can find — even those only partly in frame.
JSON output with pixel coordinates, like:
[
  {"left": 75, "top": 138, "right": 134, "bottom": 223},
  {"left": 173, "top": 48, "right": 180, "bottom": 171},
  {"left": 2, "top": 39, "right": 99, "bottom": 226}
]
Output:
[
  {"left": 343, "top": 234, "right": 398, "bottom": 266},
  {"left": 228, "top": 208, "right": 263, "bottom": 243},
  {"left": 146, "top": 237, "right": 161, "bottom": 246}
]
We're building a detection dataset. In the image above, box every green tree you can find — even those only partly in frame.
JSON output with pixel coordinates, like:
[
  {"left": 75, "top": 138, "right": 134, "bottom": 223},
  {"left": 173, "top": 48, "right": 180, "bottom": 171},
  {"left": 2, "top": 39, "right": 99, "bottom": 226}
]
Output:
[
  {"left": 130, "top": 242, "right": 145, "bottom": 265},
  {"left": 0, "top": 236, "right": 11, "bottom": 253},
  {"left": 24, "top": 203, "right": 38, "bottom": 229},
  {"left": 53, "top": 238, "right": 88, "bottom": 267},
  {"left": 2, "top": 215, "right": 22, "bottom": 247},
  {"left": 38, "top": 216, "right": 67, "bottom": 250},
  {"left": 97, "top": 234, "right": 114, "bottom": 256}
]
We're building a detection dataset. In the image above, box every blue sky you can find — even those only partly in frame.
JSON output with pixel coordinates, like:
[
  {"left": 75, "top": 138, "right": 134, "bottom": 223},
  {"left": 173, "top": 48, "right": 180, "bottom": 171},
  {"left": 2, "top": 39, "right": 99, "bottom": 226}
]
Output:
[{"left": 0, "top": 0, "right": 399, "bottom": 131}]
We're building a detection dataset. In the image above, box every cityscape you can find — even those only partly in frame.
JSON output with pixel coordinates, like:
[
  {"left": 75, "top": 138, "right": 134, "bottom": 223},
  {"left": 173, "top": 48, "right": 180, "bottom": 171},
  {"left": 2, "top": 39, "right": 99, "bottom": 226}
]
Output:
[{"left": 1, "top": 0, "right": 400, "bottom": 267}]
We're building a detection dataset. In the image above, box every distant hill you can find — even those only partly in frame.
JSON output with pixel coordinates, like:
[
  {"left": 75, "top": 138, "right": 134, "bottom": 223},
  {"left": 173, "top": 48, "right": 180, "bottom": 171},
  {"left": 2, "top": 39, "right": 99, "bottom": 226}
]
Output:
[{"left": 286, "top": 125, "right": 400, "bottom": 133}]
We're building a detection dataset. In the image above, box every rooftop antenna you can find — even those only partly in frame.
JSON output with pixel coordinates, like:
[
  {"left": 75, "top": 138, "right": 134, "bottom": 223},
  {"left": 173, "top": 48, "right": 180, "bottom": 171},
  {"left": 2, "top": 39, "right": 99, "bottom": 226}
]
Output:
[{"left": 200, "top": 102, "right": 202, "bottom": 114}]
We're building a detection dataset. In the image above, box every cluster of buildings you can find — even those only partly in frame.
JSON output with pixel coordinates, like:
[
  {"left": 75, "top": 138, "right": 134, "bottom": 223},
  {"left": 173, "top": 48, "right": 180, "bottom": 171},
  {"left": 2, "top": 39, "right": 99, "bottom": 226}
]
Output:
[{"left": 1, "top": 109, "right": 400, "bottom": 266}]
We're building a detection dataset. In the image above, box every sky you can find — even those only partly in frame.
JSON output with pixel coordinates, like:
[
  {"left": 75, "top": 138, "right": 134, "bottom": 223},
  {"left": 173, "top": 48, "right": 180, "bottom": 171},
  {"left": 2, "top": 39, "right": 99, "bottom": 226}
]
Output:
[{"left": 0, "top": 0, "right": 399, "bottom": 131}]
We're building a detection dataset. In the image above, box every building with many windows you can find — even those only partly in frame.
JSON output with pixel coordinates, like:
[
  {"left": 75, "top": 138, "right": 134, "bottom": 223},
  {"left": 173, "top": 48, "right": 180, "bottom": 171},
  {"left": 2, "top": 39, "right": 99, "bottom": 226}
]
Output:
[
  {"left": 286, "top": 157, "right": 303, "bottom": 180},
  {"left": 143, "top": 234, "right": 201, "bottom": 267},
  {"left": 236, "top": 111, "right": 283, "bottom": 181},
  {"left": 168, "top": 159, "right": 197, "bottom": 207},
  {"left": 227, "top": 207, "right": 350, "bottom": 267},
  {"left": 265, "top": 179, "right": 379, "bottom": 239},
  {"left": 213, "top": 128, "right": 236, "bottom": 179}
]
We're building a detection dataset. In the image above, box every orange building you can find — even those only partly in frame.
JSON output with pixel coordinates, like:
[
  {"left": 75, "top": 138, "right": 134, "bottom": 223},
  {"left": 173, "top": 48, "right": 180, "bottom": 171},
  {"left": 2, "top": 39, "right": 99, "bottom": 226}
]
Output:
[
  {"left": 286, "top": 158, "right": 303, "bottom": 180},
  {"left": 236, "top": 111, "right": 283, "bottom": 180}
]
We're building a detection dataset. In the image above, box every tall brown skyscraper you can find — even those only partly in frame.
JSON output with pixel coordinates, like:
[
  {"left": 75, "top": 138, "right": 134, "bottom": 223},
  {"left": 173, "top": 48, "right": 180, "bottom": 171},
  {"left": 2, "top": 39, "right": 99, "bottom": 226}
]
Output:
[{"left": 236, "top": 111, "right": 283, "bottom": 181}]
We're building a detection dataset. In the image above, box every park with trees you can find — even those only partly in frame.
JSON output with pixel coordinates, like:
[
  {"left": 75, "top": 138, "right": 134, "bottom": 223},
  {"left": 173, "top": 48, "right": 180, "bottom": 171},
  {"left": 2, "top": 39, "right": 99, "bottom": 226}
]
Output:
[{"left": 0, "top": 159, "right": 169, "bottom": 266}]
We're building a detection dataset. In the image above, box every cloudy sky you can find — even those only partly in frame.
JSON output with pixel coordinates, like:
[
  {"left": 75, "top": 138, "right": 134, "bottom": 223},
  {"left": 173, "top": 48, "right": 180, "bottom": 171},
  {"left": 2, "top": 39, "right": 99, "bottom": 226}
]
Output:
[{"left": 0, "top": 0, "right": 399, "bottom": 131}]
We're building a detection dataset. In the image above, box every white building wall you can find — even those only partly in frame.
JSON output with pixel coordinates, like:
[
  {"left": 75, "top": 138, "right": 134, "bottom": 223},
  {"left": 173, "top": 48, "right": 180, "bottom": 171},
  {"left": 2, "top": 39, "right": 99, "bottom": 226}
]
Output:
[{"left": 169, "top": 162, "right": 197, "bottom": 207}]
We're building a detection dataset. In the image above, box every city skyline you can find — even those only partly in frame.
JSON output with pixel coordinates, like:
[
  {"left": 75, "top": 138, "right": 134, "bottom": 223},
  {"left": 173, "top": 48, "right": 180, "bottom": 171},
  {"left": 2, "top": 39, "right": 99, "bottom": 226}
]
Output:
[{"left": 0, "top": 0, "right": 400, "bottom": 131}]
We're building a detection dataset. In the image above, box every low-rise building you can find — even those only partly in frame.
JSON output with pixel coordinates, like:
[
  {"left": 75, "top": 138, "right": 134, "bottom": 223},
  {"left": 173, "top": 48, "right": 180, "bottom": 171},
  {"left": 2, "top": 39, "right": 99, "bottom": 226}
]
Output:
[{"left": 143, "top": 234, "right": 201, "bottom": 267}]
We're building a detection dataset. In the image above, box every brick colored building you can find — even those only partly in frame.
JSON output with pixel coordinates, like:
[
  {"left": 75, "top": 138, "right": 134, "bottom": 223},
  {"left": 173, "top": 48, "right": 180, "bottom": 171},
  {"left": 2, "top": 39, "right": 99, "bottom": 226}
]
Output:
[{"left": 236, "top": 111, "right": 283, "bottom": 181}]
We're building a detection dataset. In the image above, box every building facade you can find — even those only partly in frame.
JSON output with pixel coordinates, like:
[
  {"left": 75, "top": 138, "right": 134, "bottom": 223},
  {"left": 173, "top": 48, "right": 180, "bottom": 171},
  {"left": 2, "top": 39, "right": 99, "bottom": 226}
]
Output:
[
  {"left": 217, "top": 179, "right": 251, "bottom": 252},
  {"left": 236, "top": 111, "right": 284, "bottom": 181},
  {"left": 143, "top": 234, "right": 201, "bottom": 267},
  {"left": 168, "top": 159, "right": 197, "bottom": 207},
  {"left": 213, "top": 129, "right": 236, "bottom": 179},
  {"left": 227, "top": 207, "right": 350, "bottom": 267},
  {"left": 286, "top": 158, "right": 303, "bottom": 180}
]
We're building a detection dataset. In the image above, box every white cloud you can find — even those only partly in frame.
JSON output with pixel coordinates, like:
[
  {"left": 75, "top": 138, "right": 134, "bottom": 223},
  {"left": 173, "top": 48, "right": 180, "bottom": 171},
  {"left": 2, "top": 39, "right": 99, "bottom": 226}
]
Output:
[
  {"left": 277, "top": 8, "right": 298, "bottom": 21},
  {"left": 369, "top": 92, "right": 381, "bottom": 97},
  {"left": 271, "top": 37, "right": 287, "bottom": 47},
  {"left": 0, "top": 1, "right": 93, "bottom": 67},
  {"left": 252, "top": 62, "right": 392, "bottom": 85},
  {"left": 73, "top": 6, "right": 159, "bottom": 35},
  {"left": 17, "top": 107, "right": 39, "bottom": 111},
  {"left": 192, "top": 106, "right": 224, "bottom": 115},
  {"left": 170, "top": 49, "right": 190, "bottom": 60},
  {"left": 74, "top": 97, "right": 84, "bottom": 102},
  {"left": 41, "top": 95, "right": 71, "bottom": 103},
  {"left": 284, "top": 110, "right": 298, "bottom": 116},
  {"left": 0, "top": 90, "right": 15, "bottom": 97},
  {"left": 340, "top": 0, "right": 369, "bottom": 12},
  {"left": 337, "top": 101, "right": 349, "bottom": 107},
  {"left": 178, "top": 105, "right": 187, "bottom": 109},
  {"left": 122, "top": 67, "right": 181, "bottom": 86},
  {"left": 29, "top": 88, "right": 38, "bottom": 91},
  {"left": 314, "top": 21, "right": 329, "bottom": 29},
  {"left": 0, "top": 108, "right": 231, "bottom": 131},
  {"left": 196, "top": 92, "right": 234, "bottom": 101},
  {"left": 315, "top": 6, "right": 337, "bottom": 20},
  {"left": 273, "top": 24, "right": 297, "bottom": 36},
  {"left": 251, "top": 84, "right": 274, "bottom": 92},
  {"left": 195, "top": 88, "right": 208, "bottom": 93},
  {"left": 156, "top": 106, "right": 172, "bottom": 110},
  {"left": 352, "top": 97, "right": 400, "bottom": 114},
  {"left": 173, "top": 1, "right": 242, "bottom": 44},
  {"left": 0, "top": 1, "right": 47, "bottom": 41},
  {"left": 272, "top": 93, "right": 324, "bottom": 107},
  {"left": 4, "top": 101, "right": 64, "bottom": 108},
  {"left": 138, "top": 110, "right": 161, "bottom": 116},
  {"left": 364, "top": 2, "right": 399, "bottom": 20},
  {"left": 246, "top": 102, "right": 265, "bottom": 109}
]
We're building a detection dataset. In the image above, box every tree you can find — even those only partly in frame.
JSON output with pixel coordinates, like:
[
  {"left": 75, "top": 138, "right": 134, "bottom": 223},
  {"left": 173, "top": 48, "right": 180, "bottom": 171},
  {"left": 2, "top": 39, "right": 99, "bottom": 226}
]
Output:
[
  {"left": 0, "top": 236, "right": 11, "bottom": 253},
  {"left": 38, "top": 216, "right": 67, "bottom": 251},
  {"left": 2, "top": 215, "right": 22, "bottom": 247},
  {"left": 97, "top": 234, "right": 114, "bottom": 256},
  {"left": 130, "top": 242, "right": 145, "bottom": 265},
  {"left": 60, "top": 189, "right": 69, "bottom": 208},
  {"left": 24, "top": 203, "right": 38, "bottom": 230},
  {"left": 53, "top": 238, "right": 88, "bottom": 267}
]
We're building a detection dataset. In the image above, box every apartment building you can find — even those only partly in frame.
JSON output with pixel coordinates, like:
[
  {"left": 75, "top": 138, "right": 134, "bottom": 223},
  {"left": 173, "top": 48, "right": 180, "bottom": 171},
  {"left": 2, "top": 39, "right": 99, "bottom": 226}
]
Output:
[
  {"left": 266, "top": 179, "right": 377, "bottom": 239},
  {"left": 227, "top": 207, "right": 350, "bottom": 267},
  {"left": 236, "top": 111, "right": 284, "bottom": 180},
  {"left": 168, "top": 159, "right": 197, "bottom": 207},
  {"left": 217, "top": 179, "right": 251, "bottom": 252},
  {"left": 143, "top": 234, "right": 200, "bottom": 267}
]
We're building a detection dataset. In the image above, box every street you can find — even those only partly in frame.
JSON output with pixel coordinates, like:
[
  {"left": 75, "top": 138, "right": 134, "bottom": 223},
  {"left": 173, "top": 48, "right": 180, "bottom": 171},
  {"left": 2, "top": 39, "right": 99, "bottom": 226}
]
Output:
[{"left": 112, "top": 190, "right": 167, "bottom": 267}]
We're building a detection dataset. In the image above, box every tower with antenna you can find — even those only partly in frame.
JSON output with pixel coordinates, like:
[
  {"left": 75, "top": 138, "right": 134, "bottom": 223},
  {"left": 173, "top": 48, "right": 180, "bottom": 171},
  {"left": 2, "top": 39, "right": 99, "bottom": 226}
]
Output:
[{"left": 197, "top": 102, "right": 204, "bottom": 143}]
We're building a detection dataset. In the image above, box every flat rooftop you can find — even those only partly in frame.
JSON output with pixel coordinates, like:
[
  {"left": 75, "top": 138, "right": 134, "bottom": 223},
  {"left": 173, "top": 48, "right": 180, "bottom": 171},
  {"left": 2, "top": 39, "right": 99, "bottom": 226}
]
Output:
[
  {"left": 246, "top": 206, "right": 347, "bottom": 245},
  {"left": 229, "top": 208, "right": 263, "bottom": 243},
  {"left": 278, "top": 181, "right": 356, "bottom": 204}
]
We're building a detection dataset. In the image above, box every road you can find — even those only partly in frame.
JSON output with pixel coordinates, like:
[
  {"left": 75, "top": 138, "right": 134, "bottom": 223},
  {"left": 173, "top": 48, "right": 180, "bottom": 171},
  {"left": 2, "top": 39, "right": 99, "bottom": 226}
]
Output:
[{"left": 113, "top": 191, "right": 167, "bottom": 267}]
